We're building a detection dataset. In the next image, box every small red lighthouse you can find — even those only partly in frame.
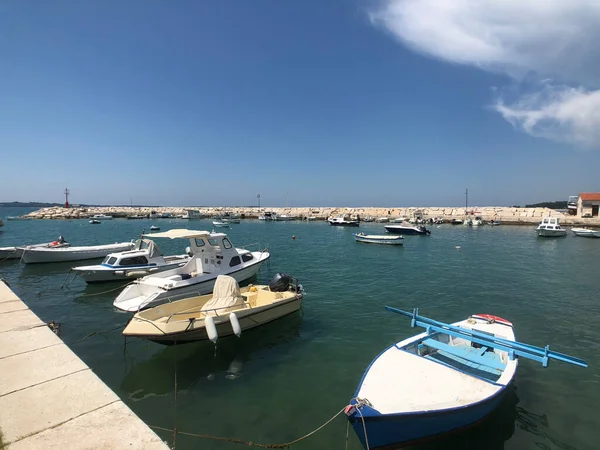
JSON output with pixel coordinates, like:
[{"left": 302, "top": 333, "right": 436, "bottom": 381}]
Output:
[{"left": 64, "top": 188, "right": 70, "bottom": 208}]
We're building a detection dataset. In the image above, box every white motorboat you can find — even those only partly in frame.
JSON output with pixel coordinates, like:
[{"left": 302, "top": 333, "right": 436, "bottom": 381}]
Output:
[
  {"left": 0, "top": 237, "right": 70, "bottom": 260},
  {"left": 353, "top": 233, "right": 403, "bottom": 245},
  {"left": 536, "top": 217, "right": 567, "bottom": 237},
  {"left": 113, "top": 229, "right": 270, "bottom": 312},
  {"left": 389, "top": 217, "right": 408, "bottom": 223},
  {"left": 385, "top": 222, "right": 431, "bottom": 235},
  {"left": 471, "top": 216, "right": 484, "bottom": 227},
  {"left": 328, "top": 214, "right": 359, "bottom": 226},
  {"left": 19, "top": 241, "right": 135, "bottom": 264},
  {"left": 212, "top": 221, "right": 230, "bottom": 228},
  {"left": 91, "top": 214, "right": 113, "bottom": 220},
  {"left": 258, "top": 211, "right": 278, "bottom": 220},
  {"left": 375, "top": 217, "right": 390, "bottom": 223},
  {"left": 122, "top": 273, "right": 303, "bottom": 344},
  {"left": 89, "top": 219, "right": 101, "bottom": 224},
  {"left": 72, "top": 238, "right": 190, "bottom": 283},
  {"left": 150, "top": 225, "right": 160, "bottom": 231},
  {"left": 571, "top": 227, "right": 600, "bottom": 238}
]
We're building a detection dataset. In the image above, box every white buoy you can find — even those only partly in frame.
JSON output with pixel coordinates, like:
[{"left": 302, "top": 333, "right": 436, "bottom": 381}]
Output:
[
  {"left": 229, "top": 312, "right": 242, "bottom": 337},
  {"left": 205, "top": 316, "right": 218, "bottom": 343}
]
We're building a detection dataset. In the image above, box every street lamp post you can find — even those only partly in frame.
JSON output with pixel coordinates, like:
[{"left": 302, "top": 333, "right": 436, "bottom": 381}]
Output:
[{"left": 257, "top": 194, "right": 260, "bottom": 208}]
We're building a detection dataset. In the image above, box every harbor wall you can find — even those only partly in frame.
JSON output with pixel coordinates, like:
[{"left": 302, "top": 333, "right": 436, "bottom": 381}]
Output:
[
  {"left": 0, "top": 280, "right": 168, "bottom": 450},
  {"left": 18, "top": 205, "right": 600, "bottom": 225}
]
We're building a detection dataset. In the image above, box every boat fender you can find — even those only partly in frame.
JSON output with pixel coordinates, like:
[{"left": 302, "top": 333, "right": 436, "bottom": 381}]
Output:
[
  {"left": 205, "top": 316, "right": 218, "bottom": 343},
  {"left": 126, "top": 271, "right": 148, "bottom": 277},
  {"left": 229, "top": 312, "right": 242, "bottom": 337}
]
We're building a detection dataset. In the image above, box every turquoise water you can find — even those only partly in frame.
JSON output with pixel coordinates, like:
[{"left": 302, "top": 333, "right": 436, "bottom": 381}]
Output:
[{"left": 1, "top": 207, "right": 599, "bottom": 450}]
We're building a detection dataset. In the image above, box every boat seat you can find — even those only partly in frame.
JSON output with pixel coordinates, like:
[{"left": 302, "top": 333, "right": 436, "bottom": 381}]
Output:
[{"left": 420, "top": 338, "right": 506, "bottom": 371}]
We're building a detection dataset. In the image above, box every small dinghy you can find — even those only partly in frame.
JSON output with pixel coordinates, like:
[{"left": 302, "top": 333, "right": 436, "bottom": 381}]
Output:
[
  {"left": 19, "top": 241, "right": 135, "bottom": 264},
  {"left": 353, "top": 233, "right": 403, "bottom": 245},
  {"left": 346, "top": 308, "right": 587, "bottom": 449},
  {"left": 89, "top": 219, "right": 101, "bottom": 224},
  {"left": 150, "top": 225, "right": 160, "bottom": 231},
  {"left": 0, "top": 237, "right": 70, "bottom": 260},
  {"left": 122, "top": 273, "right": 303, "bottom": 344}
]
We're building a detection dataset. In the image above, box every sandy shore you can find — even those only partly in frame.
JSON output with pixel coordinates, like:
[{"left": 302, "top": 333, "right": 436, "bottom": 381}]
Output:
[{"left": 17, "top": 205, "right": 600, "bottom": 226}]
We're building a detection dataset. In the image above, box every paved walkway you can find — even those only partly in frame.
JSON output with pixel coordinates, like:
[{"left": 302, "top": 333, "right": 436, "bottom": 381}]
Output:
[{"left": 0, "top": 280, "right": 169, "bottom": 449}]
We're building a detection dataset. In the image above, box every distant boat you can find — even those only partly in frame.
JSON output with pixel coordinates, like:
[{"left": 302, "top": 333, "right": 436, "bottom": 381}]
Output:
[
  {"left": 450, "top": 219, "right": 464, "bottom": 225},
  {"left": 328, "top": 215, "right": 359, "bottom": 226},
  {"left": 571, "top": 227, "right": 600, "bottom": 238},
  {"left": 212, "top": 221, "right": 230, "bottom": 228},
  {"left": 536, "top": 217, "right": 567, "bottom": 237},
  {"left": 91, "top": 214, "right": 113, "bottom": 220},
  {"left": 489, "top": 220, "right": 501, "bottom": 226},
  {"left": 353, "top": 233, "right": 403, "bottom": 245},
  {"left": 150, "top": 225, "right": 160, "bottom": 231},
  {"left": 385, "top": 223, "right": 431, "bottom": 235},
  {"left": 89, "top": 219, "right": 101, "bottom": 224},
  {"left": 346, "top": 308, "right": 587, "bottom": 449}
]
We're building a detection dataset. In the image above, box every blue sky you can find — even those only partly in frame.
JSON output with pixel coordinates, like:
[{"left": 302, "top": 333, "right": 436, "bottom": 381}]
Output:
[{"left": 1, "top": 0, "right": 599, "bottom": 207}]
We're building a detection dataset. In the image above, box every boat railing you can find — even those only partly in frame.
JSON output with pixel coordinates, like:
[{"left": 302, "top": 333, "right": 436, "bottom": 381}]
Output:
[{"left": 238, "top": 242, "right": 269, "bottom": 253}]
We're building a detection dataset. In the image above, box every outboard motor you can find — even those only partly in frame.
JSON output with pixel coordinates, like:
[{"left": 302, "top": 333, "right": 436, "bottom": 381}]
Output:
[
  {"left": 269, "top": 272, "right": 291, "bottom": 292},
  {"left": 58, "top": 236, "right": 67, "bottom": 244}
]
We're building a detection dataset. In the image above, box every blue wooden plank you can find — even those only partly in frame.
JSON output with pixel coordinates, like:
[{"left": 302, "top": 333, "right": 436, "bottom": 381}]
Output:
[
  {"left": 385, "top": 307, "right": 588, "bottom": 368},
  {"left": 421, "top": 338, "right": 506, "bottom": 371}
]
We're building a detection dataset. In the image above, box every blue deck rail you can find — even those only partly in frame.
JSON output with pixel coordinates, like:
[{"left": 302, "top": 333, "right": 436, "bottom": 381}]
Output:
[{"left": 386, "top": 307, "right": 588, "bottom": 368}]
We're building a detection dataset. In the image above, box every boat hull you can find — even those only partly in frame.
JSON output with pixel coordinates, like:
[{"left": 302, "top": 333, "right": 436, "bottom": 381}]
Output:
[
  {"left": 348, "top": 388, "right": 508, "bottom": 449},
  {"left": 20, "top": 243, "right": 134, "bottom": 264},
  {"left": 138, "top": 296, "right": 302, "bottom": 344},
  {"left": 113, "top": 256, "right": 269, "bottom": 312},
  {"left": 353, "top": 234, "right": 403, "bottom": 245},
  {"left": 73, "top": 259, "right": 189, "bottom": 284},
  {"left": 571, "top": 228, "right": 600, "bottom": 238},
  {"left": 329, "top": 221, "right": 359, "bottom": 226},
  {"left": 536, "top": 229, "right": 567, "bottom": 237}
]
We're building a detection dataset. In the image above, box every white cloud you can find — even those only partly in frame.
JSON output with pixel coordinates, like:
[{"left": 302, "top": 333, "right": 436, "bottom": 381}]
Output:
[{"left": 370, "top": 0, "right": 600, "bottom": 148}]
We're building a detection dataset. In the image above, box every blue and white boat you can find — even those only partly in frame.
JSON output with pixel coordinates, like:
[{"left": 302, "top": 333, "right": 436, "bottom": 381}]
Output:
[
  {"left": 353, "top": 233, "right": 403, "bottom": 245},
  {"left": 72, "top": 238, "right": 189, "bottom": 284},
  {"left": 385, "top": 222, "right": 431, "bottom": 235},
  {"left": 346, "top": 308, "right": 587, "bottom": 449}
]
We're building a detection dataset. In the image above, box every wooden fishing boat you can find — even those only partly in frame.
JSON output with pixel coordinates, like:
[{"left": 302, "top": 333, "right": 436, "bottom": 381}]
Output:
[
  {"left": 122, "top": 273, "right": 303, "bottom": 345},
  {"left": 353, "top": 233, "right": 403, "bottom": 245},
  {"left": 346, "top": 308, "right": 587, "bottom": 449}
]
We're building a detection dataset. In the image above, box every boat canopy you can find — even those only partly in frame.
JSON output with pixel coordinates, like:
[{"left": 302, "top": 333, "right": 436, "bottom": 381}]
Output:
[
  {"left": 143, "top": 229, "right": 224, "bottom": 239},
  {"left": 133, "top": 239, "right": 163, "bottom": 258}
]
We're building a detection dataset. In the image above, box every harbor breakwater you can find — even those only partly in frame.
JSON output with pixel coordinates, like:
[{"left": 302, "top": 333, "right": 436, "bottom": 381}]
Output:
[{"left": 16, "top": 205, "right": 600, "bottom": 226}]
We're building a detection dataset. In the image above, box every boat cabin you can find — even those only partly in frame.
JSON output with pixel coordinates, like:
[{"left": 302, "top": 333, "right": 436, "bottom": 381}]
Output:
[
  {"left": 101, "top": 239, "right": 163, "bottom": 268},
  {"left": 537, "top": 217, "right": 563, "bottom": 230},
  {"left": 143, "top": 229, "right": 256, "bottom": 277}
]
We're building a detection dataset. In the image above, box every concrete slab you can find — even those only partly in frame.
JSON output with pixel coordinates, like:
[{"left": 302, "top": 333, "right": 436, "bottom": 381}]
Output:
[
  {"left": 6, "top": 402, "right": 169, "bottom": 450},
  {"left": 0, "top": 369, "right": 120, "bottom": 443},
  {"left": 0, "top": 325, "right": 62, "bottom": 359},
  {"left": 0, "top": 287, "right": 20, "bottom": 303},
  {"left": 0, "top": 344, "right": 87, "bottom": 396},
  {"left": 0, "top": 300, "right": 28, "bottom": 314},
  {"left": 0, "top": 309, "right": 45, "bottom": 333}
]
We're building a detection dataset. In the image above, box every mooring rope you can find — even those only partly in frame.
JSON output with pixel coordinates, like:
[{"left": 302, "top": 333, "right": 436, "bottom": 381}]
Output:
[{"left": 150, "top": 406, "right": 347, "bottom": 449}]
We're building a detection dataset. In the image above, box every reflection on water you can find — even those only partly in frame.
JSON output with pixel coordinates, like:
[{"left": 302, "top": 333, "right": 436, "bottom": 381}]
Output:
[
  {"left": 515, "top": 405, "right": 577, "bottom": 450},
  {"left": 121, "top": 313, "right": 303, "bottom": 401}
]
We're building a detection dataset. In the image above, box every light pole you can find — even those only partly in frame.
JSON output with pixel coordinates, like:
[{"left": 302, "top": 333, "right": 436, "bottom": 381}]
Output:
[{"left": 257, "top": 194, "right": 260, "bottom": 208}]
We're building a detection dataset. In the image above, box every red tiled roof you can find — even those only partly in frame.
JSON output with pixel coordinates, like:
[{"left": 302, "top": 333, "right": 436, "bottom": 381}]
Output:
[{"left": 579, "top": 192, "right": 600, "bottom": 201}]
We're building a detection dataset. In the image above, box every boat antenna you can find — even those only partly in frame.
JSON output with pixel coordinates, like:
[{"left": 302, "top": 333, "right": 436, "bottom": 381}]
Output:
[{"left": 465, "top": 188, "right": 468, "bottom": 215}]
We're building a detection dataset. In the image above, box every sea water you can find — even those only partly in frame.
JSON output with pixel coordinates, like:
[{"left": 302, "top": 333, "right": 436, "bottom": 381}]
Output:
[{"left": 0, "top": 209, "right": 598, "bottom": 449}]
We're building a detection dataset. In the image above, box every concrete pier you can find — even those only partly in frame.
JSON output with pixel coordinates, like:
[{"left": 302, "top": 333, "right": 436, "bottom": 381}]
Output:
[{"left": 0, "top": 280, "right": 168, "bottom": 450}]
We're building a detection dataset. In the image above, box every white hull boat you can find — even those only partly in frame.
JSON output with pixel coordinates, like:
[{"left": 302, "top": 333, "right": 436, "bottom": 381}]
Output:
[
  {"left": 20, "top": 242, "right": 135, "bottom": 264},
  {"left": 385, "top": 223, "right": 431, "bottom": 235},
  {"left": 353, "top": 233, "right": 403, "bottom": 245},
  {"left": 346, "top": 308, "right": 587, "bottom": 449},
  {"left": 328, "top": 215, "right": 359, "bottom": 226},
  {"left": 212, "top": 221, "right": 230, "bottom": 228},
  {"left": 122, "top": 273, "right": 303, "bottom": 344},
  {"left": 0, "top": 238, "right": 70, "bottom": 260},
  {"left": 571, "top": 227, "right": 600, "bottom": 238},
  {"left": 72, "top": 238, "right": 190, "bottom": 283},
  {"left": 536, "top": 217, "right": 567, "bottom": 237},
  {"left": 113, "top": 229, "right": 270, "bottom": 312},
  {"left": 91, "top": 214, "right": 113, "bottom": 220}
]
